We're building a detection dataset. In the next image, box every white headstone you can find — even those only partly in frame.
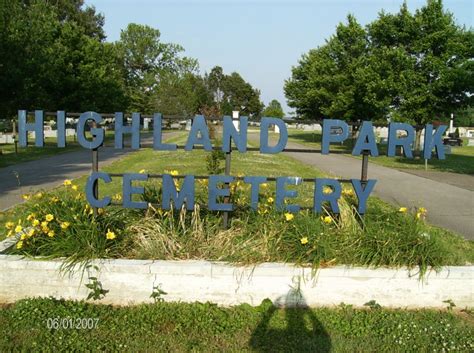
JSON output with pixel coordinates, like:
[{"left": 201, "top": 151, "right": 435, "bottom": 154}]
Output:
[
  {"left": 143, "top": 118, "right": 151, "bottom": 130},
  {"left": 185, "top": 120, "right": 192, "bottom": 131},
  {"left": 232, "top": 111, "right": 239, "bottom": 131}
]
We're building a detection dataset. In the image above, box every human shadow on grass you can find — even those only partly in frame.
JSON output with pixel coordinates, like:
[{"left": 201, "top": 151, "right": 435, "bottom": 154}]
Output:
[{"left": 249, "top": 288, "right": 331, "bottom": 353}]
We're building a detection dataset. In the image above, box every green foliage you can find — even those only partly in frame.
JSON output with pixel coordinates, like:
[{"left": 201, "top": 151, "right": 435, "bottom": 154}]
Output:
[
  {"left": 0, "top": 297, "right": 472, "bottom": 352},
  {"left": 364, "top": 300, "right": 382, "bottom": 310},
  {"left": 85, "top": 266, "right": 109, "bottom": 301},
  {"left": 285, "top": 15, "right": 375, "bottom": 122},
  {"left": 116, "top": 23, "right": 198, "bottom": 114},
  {"left": 2, "top": 184, "right": 136, "bottom": 266},
  {"left": 206, "top": 66, "right": 264, "bottom": 118},
  {"left": 444, "top": 299, "right": 457, "bottom": 311},
  {"left": 263, "top": 99, "right": 285, "bottom": 118},
  {"left": 150, "top": 285, "right": 167, "bottom": 303},
  {"left": 0, "top": 0, "right": 126, "bottom": 118},
  {"left": 206, "top": 149, "right": 226, "bottom": 174},
  {"left": 285, "top": 1, "right": 474, "bottom": 125},
  {"left": 154, "top": 72, "right": 212, "bottom": 117}
]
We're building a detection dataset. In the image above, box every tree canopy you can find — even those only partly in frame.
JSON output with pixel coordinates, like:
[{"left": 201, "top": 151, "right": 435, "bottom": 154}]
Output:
[
  {"left": 0, "top": 0, "right": 126, "bottom": 117},
  {"left": 263, "top": 99, "right": 284, "bottom": 118},
  {"left": 285, "top": 0, "right": 473, "bottom": 127},
  {"left": 0, "top": 1, "right": 263, "bottom": 122}
]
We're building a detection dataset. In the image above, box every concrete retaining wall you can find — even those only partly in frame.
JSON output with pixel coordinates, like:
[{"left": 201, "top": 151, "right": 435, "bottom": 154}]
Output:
[{"left": 0, "top": 252, "right": 472, "bottom": 308}]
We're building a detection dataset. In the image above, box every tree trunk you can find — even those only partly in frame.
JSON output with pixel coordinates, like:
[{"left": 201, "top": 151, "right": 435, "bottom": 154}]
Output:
[{"left": 414, "top": 128, "right": 422, "bottom": 158}]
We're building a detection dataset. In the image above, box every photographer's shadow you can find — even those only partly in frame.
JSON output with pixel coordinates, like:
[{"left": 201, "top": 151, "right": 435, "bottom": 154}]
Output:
[{"left": 250, "top": 288, "right": 331, "bottom": 353}]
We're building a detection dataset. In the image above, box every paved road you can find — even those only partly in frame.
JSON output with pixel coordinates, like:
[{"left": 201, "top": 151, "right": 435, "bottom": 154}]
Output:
[
  {"left": 250, "top": 133, "right": 474, "bottom": 239},
  {"left": 0, "top": 134, "right": 173, "bottom": 211}
]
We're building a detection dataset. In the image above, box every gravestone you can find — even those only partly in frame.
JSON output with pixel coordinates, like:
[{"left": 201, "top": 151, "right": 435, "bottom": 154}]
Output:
[{"left": 185, "top": 120, "right": 192, "bottom": 131}]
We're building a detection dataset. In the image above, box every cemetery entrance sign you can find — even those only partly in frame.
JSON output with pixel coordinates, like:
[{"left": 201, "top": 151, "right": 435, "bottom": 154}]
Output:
[{"left": 18, "top": 111, "right": 447, "bottom": 216}]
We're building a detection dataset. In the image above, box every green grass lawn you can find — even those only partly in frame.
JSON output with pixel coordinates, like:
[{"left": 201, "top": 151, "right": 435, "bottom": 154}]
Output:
[
  {"left": 0, "top": 297, "right": 472, "bottom": 352},
  {"left": 0, "top": 131, "right": 121, "bottom": 168},
  {"left": 287, "top": 129, "right": 474, "bottom": 174}
]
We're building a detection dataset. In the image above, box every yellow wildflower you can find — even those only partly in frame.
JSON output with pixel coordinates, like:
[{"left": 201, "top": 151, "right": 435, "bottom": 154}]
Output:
[
  {"left": 267, "top": 197, "right": 274, "bottom": 204},
  {"left": 35, "top": 192, "right": 43, "bottom": 199},
  {"left": 106, "top": 229, "right": 116, "bottom": 240},
  {"left": 284, "top": 213, "right": 294, "bottom": 221},
  {"left": 45, "top": 214, "right": 54, "bottom": 222},
  {"left": 26, "top": 214, "right": 35, "bottom": 221},
  {"left": 300, "top": 237, "right": 309, "bottom": 245},
  {"left": 342, "top": 189, "right": 354, "bottom": 197},
  {"left": 323, "top": 187, "right": 332, "bottom": 194},
  {"left": 261, "top": 183, "right": 269, "bottom": 189},
  {"left": 321, "top": 216, "right": 332, "bottom": 224},
  {"left": 63, "top": 179, "right": 72, "bottom": 186},
  {"left": 113, "top": 193, "right": 122, "bottom": 202},
  {"left": 60, "top": 222, "right": 70, "bottom": 230},
  {"left": 14, "top": 225, "right": 22, "bottom": 233},
  {"left": 5, "top": 221, "right": 14, "bottom": 230},
  {"left": 22, "top": 194, "right": 30, "bottom": 200},
  {"left": 32, "top": 219, "right": 40, "bottom": 226},
  {"left": 398, "top": 207, "right": 407, "bottom": 213},
  {"left": 20, "top": 233, "right": 27, "bottom": 240},
  {"left": 47, "top": 230, "right": 55, "bottom": 237},
  {"left": 16, "top": 241, "right": 23, "bottom": 249},
  {"left": 27, "top": 228, "right": 35, "bottom": 237},
  {"left": 418, "top": 207, "right": 427, "bottom": 214},
  {"left": 42, "top": 226, "right": 49, "bottom": 234},
  {"left": 139, "top": 169, "right": 146, "bottom": 174},
  {"left": 170, "top": 170, "right": 179, "bottom": 176},
  {"left": 98, "top": 208, "right": 104, "bottom": 215},
  {"left": 71, "top": 185, "right": 78, "bottom": 191},
  {"left": 51, "top": 196, "right": 59, "bottom": 203},
  {"left": 41, "top": 221, "right": 48, "bottom": 228}
]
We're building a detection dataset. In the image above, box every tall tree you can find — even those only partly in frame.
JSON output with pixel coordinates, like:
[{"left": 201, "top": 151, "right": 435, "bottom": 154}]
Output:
[
  {"left": 52, "top": 0, "right": 105, "bottom": 40},
  {"left": 154, "top": 72, "right": 212, "bottom": 117},
  {"left": 367, "top": 0, "right": 474, "bottom": 150},
  {"left": 221, "top": 72, "right": 263, "bottom": 117},
  {"left": 263, "top": 99, "right": 284, "bottom": 118},
  {"left": 285, "top": 15, "right": 376, "bottom": 122},
  {"left": 117, "top": 23, "right": 197, "bottom": 113},
  {"left": 207, "top": 66, "right": 225, "bottom": 111},
  {"left": 285, "top": 0, "right": 473, "bottom": 149},
  {"left": 0, "top": 0, "right": 125, "bottom": 119}
]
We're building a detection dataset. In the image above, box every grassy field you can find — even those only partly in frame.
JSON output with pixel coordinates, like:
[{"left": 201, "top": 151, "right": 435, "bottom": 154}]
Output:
[
  {"left": 0, "top": 131, "right": 118, "bottom": 168},
  {"left": 287, "top": 129, "right": 474, "bottom": 175},
  {"left": 0, "top": 297, "right": 472, "bottom": 352}
]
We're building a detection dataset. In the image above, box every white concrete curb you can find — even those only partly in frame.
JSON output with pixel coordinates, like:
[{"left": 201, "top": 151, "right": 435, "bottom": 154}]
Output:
[{"left": 0, "top": 248, "right": 472, "bottom": 308}]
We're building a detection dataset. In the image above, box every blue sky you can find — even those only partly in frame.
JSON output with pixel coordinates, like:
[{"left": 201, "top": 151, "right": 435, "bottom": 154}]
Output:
[{"left": 88, "top": 0, "right": 473, "bottom": 115}]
